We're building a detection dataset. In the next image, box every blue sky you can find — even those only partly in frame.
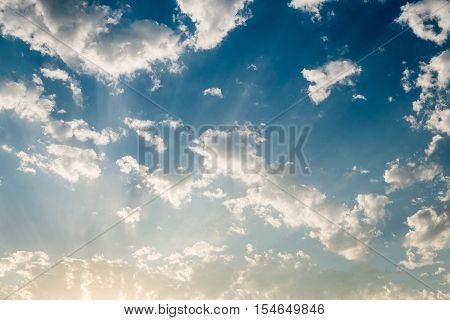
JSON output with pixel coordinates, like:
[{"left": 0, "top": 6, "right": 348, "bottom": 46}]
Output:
[{"left": 0, "top": 0, "right": 449, "bottom": 299}]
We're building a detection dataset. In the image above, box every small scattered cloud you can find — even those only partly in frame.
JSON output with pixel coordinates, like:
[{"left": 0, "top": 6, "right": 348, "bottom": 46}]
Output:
[
  {"left": 301, "top": 59, "right": 361, "bottom": 104},
  {"left": 203, "top": 87, "right": 223, "bottom": 98},
  {"left": 352, "top": 94, "right": 367, "bottom": 101}
]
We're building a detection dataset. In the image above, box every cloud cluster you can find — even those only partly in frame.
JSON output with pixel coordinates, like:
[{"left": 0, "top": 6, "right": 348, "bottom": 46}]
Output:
[
  {"left": 0, "top": 247, "right": 441, "bottom": 299},
  {"left": 396, "top": 0, "right": 449, "bottom": 45},
  {"left": 400, "top": 207, "right": 450, "bottom": 269},
  {"left": 288, "top": 0, "right": 329, "bottom": 21},
  {"left": 3, "top": 143, "right": 103, "bottom": 183},
  {"left": 383, "top": 159, "right": 442, "bottom": 193},
  {"left": 402, "top": 50, "right": 449, "bottom": 157},
  {"left": 177, "top": 0, "right": 253, "bottom": 50},
  {"left": 301, "top": 60, "right": 362, "bottom": 104},
  {"left": 40, "top": 67, "right": 83, "bottom": 107},
  {"left": 0, "top": 78, "right": 120, "bottom": 146},
  {"left": 116, "top": 125, "right": 391, "bottom": 261}
]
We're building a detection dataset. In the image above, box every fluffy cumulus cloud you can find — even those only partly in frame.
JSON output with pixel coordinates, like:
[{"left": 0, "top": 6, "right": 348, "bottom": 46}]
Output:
[
  {"left": 396, "top": 0, "right": 450, "bottom": 45},
  {"left": 40, "top": 67, "right": 83, "bottom": 106},
  {"left": 400, "top": 207, "right": 450, "bottom": 269},
  {"left": 301, "top": 60, "right": 362, "bottom": 104},
  {"left": 3, "top": 143, "right": 103, "bottom": 183},
  {"left": 0, "top": 77, "right": 54, "bottom": 122},
  {"left": 176, "top": 0, "right": 253, "bottom": 50},
  {"left": 383, "top": 159, "right": 442, "bottom": 193},
  {"left": 0, "top": 0, "right": 184, "bottom": 82},
  {"left": 354, "top": 194, "right": 391, "bottom": 225},
  {"left": 203, "top": 87, "right": 223, "bottom": 98},
  {"left": 0, "top": 248, "right": 441, "bottom": 299},
  {"left": 288, "top": 0, "right": 329, "bottom": 21}
]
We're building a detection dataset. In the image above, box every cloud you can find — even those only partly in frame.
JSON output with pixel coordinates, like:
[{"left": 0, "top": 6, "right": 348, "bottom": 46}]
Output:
[
  {"left": 383, "top": 159, "right": 442, "bottom": 193},
  {"left": 0, "top": 251, "right": 49, "bottom": 279},
  {"left": 116, "top": 155, "right": 207, "bottom": 208},
  {"left": 40, "top": 67, "right": 83, "bottom": 106},
  {"left": 352, "top": 165, "right": 369, "bottom": 174},
  {"left": 123, "top": 117, "right": 165, "bottom": 152},
  {"left": 403, "top": 50, "right": 449, "bottom": 157},
  {"left": 0, "top": 249, "right": 440, "bottom": 299},
  {"left": 425, "top": 134, "right": 444, "bottom": 157},
  {"left": 0, "top": 78, "right": 120, "bottom": 146},
  {"left": 400, "top": 207, "right": 450, "bottom": 269},
  {"left": 203, "top": 87, "right": 223, "bottom": 98},
  {"left": 203, "top": 188, "right": 227, "bottom": 199},
  {"left": 183, "top": 241, "right": 227, "bottom": 262},
  {"left": 354, "top": 194, "right": 391, "bottom": 225},
  {"left": 43, "top": 119, "right": 120, "bottom": 146},
  {"left": 116, "top": 206, "right": 142, "bottom": 225},
  {"left": 301, "top": 60, "right": 362, "bottom": 104},
  {"left": 176, "top": 0, "right": 253, "bottom": 50},
  {"left": 401, "top": 67, "right": 414, "bottom": 92},
  {"left": 352, "top": 94, "right": 367, "bottom": 101},
  {"left": 0, "top": 78, "right": 54, "bottom": 122},
  {"left": 396, "top": 0, "right": 450, "bottom": 45},
  {"left": 4, "top": 144, "right": 103, "bottom": 183},
  {"left": 0, "top": 0, "right": 184, "bottom": 83},
  {"left": 288, "top": 0, "right": 329, "bottom": 21}
]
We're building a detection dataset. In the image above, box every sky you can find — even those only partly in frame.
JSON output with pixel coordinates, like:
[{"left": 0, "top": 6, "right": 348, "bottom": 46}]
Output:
[{"left": 0, "top": 0, "right": 449, "bottom": 299}]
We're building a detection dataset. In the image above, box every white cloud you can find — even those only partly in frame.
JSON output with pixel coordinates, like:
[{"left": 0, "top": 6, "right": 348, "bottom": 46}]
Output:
[
  {"left": 352, "top": 94, "right": 367, "bottom": 101},
  {"left": 0, "top": 0, "right": 184, "bottom": 83},
  {"left": 203, "top": 87, "right": 223, "bottom": 98},
  {"left": 383, "top": 159, "right": 442, "bottom": 193},
  {"left": 401, "top": 67, "right": 414, "bottom": 92},
  {"left": 183, "top": 241, "right": 227, "bottom": 261},
  {"left": 410, "top": 50, "right": 449, "bottom": 115},
  {"left": 396, "top": 0, "right": 450, "bottom": 45},
  {"left": 177, "top": 0, "right": 253, "bottom": 50},
  {"left": 400, "top": 207, "right": 450, "bottom": 269},
  {"left": 43, "top": 119, "right": 120, "bottom": 146},
  {"left": 0, "top": 251, "right": 49, "bottom": 279},
  {"left": 352, "top": 165, "right": 369, "bottom": 174},
  {"left": 404, "top": 51, "right": 449, "bottom": 157},
  {"left": 203, "top": 188, "right": 227, "bottom": 199},
  {"left": 425, "top": 134, "right": 444, "bottom": 157},
  {"left": 288, "top": 0, "right": 329, "bottom": 21},
  {"left": 0, "top": 78, "right": 120, "bottom": 146},
  {"left": 7, "top": 144, "right": 103, "bottom": 183},
  {"left": 301, "top": 60, "right": 362, "bottom": 104},
  {"left": 354, "top": 194, "right": 391, "bottom": 225},
  {"left": 116, "top": 206, "right": 142, "bottom": 224},
  {"left": 426, "top": 109, "right": 450, "bottom": 136},
  {"left": 0, "top": 79, "right": 54, "bottom": 122},
  {"left": 40, "top": 67, "right": 83, "bottom": 106},
  {"left": 116, "top": 155, "right": 206, "bottom": 208},
  {"left": 133, "top": 247, "right": 162, "bottom": 267}
]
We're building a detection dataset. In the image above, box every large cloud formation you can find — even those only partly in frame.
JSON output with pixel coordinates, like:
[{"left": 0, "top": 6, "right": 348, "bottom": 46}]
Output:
[{"left": 0, "top": 0, "right": 184, "bottom": 82}]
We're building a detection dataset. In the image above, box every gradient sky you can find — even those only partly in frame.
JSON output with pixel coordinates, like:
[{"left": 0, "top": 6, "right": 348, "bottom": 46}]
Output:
[{"left": 0, "top": 0, "right": 449, "bottom": 299}]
